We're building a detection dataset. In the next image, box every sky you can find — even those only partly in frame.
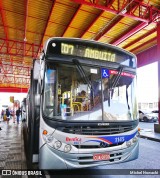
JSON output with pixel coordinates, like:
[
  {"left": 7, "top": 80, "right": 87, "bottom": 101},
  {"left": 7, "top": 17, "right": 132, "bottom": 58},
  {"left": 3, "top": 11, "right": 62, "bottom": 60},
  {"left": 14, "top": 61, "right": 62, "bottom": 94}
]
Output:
[{"left": 137, "top": 62, "right": 158, "bottom": 102}]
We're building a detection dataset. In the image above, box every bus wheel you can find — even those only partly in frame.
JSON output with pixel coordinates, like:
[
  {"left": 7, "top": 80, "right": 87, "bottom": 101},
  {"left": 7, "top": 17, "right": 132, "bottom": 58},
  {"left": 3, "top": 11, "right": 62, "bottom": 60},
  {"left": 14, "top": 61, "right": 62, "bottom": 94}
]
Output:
[{"left": 143, "top": 117, "right": 148, "bottom": 122}]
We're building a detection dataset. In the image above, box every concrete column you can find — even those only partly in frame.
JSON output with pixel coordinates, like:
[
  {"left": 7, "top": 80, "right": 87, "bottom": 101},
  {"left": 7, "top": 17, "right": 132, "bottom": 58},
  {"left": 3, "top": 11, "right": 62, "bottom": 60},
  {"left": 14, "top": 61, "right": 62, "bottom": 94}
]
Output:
[{"left": 154, "top": 22, "right": 160, "bottom": 133}]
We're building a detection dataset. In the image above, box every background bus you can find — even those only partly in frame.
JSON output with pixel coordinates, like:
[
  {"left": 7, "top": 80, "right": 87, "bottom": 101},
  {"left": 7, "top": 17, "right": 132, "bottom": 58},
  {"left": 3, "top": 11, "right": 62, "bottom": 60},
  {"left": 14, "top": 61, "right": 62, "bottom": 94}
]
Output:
[{"left": 24, "top": 38, "right": 139, "bottom": 169}]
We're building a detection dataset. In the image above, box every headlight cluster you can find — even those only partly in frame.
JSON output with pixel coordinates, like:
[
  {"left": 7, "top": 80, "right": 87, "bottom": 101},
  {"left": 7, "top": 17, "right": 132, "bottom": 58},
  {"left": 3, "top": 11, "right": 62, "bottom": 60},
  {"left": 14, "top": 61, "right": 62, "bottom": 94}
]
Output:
[
  {"left": 54, "top": 141, "right": 62, "bottom": 149},
  {"left": 64, "top": 144, "right": 72, "bottom": 152},
  {"left": 43, "top": 133, "right": 72, "bottom": 152},
  {"left": 126, "top": 135, "right": 138, "bottom": 147}
]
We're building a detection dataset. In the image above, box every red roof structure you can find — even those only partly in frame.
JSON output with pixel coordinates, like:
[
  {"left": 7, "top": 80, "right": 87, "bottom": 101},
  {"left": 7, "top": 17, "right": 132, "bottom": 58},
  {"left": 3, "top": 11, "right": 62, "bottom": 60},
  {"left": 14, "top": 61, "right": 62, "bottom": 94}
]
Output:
[{"left": 0, "top": 0, "right": 160, "bottom": 92}]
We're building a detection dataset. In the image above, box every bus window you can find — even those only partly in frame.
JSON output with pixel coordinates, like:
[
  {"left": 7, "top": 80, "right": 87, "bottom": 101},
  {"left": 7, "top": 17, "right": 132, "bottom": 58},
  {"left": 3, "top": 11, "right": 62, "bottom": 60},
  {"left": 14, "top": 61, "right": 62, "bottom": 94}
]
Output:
[
  {"left": 43, "top": 68, "right": 56, "bottom": 116},
  {"left": 43, "top": 62, "right": 103, "bottom": 120}
]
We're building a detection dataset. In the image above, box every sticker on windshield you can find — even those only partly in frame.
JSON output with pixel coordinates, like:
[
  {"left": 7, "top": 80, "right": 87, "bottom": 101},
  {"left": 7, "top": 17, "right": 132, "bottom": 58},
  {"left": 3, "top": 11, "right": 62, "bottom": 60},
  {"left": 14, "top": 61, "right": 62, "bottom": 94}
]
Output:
[
  {"left": 101, "top": 68, "right": 110, "bottom": 78},
  {"left": 110, "top": 70, "right": 135, "bottom": 78},
  {"left": 90, "top": 68, "right": 97, "bottom": 74},
  {"left": 46, "top": 69, "right": 56, "bottom": 84}
]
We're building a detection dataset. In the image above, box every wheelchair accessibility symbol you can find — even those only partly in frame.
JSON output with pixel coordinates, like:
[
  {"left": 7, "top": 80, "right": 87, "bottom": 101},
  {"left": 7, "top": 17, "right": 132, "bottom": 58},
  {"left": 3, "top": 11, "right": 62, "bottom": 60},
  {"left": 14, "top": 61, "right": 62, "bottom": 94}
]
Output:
[{"left": 101, "top": 68, "right": 110, "bottom": 78}]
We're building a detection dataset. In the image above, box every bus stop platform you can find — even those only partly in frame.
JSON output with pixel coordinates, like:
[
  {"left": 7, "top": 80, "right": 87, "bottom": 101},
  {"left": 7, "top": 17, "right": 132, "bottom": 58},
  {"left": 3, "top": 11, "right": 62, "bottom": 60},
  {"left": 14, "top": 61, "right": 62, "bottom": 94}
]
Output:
[
  {"left": 139, "top": 128, "right": 160, "bottom": 142},
  {"left": 0, "top": 118, "right": 27, "bottom": 177}
]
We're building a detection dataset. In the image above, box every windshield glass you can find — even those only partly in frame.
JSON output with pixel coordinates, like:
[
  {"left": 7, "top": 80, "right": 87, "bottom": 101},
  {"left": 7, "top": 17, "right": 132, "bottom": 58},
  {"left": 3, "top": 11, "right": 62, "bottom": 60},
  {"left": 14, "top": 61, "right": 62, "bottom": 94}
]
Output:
[
  {"left": 43, "top": 62, "right": 137, "bottom": 121},
  {"left": 102, "top": 69, "right": 137, "bottom": 121}
]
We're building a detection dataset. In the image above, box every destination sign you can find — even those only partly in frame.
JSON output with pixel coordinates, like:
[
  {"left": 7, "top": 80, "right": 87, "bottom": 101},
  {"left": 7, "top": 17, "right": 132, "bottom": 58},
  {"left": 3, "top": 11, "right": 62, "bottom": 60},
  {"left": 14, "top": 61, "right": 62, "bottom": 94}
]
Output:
[
  {"left": 61, "top": 43, "right": 116, "bottom": 62},
  {"left": 47, "top": 39, "right": 136, "bottom": 67}
]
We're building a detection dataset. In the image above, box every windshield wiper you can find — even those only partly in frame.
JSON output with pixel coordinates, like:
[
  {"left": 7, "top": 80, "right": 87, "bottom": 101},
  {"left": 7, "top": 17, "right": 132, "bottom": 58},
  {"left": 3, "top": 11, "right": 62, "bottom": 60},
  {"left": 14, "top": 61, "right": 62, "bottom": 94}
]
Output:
[
  {"left": 107, "top": 66, "right": 123, "bottom": 107},
  {"left": 72, "top": 59, "right": 92, "bottom": 89},
  {"left": 72, "top": 59, "right": 94, "bottom": 106},
  {"left": 111, "top": 66, "right": 124, "bottom": 89}
]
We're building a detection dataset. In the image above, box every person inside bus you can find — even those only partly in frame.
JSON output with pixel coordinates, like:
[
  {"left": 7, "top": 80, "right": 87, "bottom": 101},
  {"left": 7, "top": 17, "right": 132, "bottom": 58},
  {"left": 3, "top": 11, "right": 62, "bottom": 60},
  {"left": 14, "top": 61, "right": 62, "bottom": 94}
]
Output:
[
  {"left": 75, "top": 90, "right": 89, "bottom": 111},
  {"left": 80, "top": 90, "right": 86, "bottom": 99},
  {"left": 76, "top": 90, "right": 86, "bottom": 102}
]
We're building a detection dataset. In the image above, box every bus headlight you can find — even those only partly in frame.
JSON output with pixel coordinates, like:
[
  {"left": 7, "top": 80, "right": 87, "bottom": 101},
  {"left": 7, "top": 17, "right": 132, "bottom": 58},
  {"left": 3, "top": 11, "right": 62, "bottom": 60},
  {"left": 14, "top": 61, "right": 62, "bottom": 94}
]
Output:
[
  {"left": 126, "top": 141, "right": 131, "bottom": 147},
  {"left": 54, "top": 141, "right": 62, "bottom": 149},
  {"left": 64, "top": 144, "right": 72, "bottom": 152}
]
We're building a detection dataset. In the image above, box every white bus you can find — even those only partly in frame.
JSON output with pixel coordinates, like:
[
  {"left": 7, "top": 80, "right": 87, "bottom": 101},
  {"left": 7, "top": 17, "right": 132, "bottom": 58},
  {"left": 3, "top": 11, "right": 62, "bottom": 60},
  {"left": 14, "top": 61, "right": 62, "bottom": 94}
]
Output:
[{"left": 24, "top": 38, "right": 139, "bottom": 169}]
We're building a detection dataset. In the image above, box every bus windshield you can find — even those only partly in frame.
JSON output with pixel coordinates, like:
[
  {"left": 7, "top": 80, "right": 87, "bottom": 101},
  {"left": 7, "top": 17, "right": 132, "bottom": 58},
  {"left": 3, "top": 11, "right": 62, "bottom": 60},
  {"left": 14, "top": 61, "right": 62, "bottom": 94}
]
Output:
[{"left": 43, "top": 61, "right": 137, "bottom": 121}]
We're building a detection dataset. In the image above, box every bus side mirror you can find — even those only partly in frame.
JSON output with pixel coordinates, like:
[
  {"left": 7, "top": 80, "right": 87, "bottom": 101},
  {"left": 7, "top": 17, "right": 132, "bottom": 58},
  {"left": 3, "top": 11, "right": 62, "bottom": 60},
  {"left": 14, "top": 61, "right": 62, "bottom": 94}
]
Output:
[
  {"left": 37, "top": 80, "right": 41, "bottom": 95},
  {"left": 40, "top": 60, "right": 44, "bottom": 80},
  {"left": 35, "top": 93, "right": 40, "bottom": 107},
  {"left": 33, "top": 60, "right": 40, "bottom": 80},
  {"left": 40, "top": 60, "right": 45, "bottom": 94}
]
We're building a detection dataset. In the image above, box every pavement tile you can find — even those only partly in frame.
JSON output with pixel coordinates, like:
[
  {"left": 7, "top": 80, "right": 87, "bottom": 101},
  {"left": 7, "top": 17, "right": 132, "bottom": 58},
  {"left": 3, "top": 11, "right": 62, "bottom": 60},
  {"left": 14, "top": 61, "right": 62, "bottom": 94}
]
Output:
[
  {"left": 0, "top": 154, "right": 8, "bottom": 161},
  {"left": 0, "top": 120, "right": 27, "bottom": 172},
  {"left": 0, "top": 160, "right": 5, "bottom": 168}
]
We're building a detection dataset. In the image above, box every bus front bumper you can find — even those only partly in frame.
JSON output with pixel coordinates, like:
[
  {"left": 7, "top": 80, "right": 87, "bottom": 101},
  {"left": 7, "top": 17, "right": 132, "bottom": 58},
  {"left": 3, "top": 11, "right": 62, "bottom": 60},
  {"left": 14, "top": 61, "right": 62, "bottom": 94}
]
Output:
[{"left": 39, "top": 141, "right": 139, "bottom": 169}]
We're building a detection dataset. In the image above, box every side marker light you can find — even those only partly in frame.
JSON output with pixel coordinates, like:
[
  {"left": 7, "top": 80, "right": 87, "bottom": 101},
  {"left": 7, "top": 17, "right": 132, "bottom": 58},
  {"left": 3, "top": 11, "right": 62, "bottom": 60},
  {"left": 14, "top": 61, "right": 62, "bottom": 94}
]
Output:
[{"left": 43, "top": 130, "right": 48, "bottom": 135}]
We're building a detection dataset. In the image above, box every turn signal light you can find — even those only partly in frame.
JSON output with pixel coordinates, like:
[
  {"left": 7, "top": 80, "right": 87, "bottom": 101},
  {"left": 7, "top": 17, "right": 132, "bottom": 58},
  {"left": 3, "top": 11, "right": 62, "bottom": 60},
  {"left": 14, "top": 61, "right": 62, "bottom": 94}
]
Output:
[{"left": 43, "top": 130, "right": 48, "bottom": 135}]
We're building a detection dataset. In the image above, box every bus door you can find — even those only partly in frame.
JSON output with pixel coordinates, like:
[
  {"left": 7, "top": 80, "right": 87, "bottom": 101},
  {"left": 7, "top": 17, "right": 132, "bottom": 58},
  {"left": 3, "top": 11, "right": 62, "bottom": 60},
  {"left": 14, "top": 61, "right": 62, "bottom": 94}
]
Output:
[{"left": 27, "top": 60, "right": 40, "bottom": 168}]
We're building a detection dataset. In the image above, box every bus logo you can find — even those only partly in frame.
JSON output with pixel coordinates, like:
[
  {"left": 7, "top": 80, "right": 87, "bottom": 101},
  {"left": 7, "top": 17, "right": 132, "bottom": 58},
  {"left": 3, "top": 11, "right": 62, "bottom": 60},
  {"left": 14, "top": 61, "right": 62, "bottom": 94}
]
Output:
[
  {"left": 66, "top": 137, "right": 81, "bottom": 143},
  {"left": 100, "top": 142, "right": 108, "bottom": 148}
]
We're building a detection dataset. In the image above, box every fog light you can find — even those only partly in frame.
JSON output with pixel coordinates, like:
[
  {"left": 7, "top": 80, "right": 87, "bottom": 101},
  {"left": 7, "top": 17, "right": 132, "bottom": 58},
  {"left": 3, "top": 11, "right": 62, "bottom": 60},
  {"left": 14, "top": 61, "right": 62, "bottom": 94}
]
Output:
[
  {"left": 54, "top": 141, "right": 62, "bottom": 149},
  {"left": 64, "top": 144, "right": 71, "bottom": 152},
  {"left": 132, "top": 137, "right": 138, "bottom": 143},
  {"left": 126, "top": 141, "right": 131, "bottom": 147}
]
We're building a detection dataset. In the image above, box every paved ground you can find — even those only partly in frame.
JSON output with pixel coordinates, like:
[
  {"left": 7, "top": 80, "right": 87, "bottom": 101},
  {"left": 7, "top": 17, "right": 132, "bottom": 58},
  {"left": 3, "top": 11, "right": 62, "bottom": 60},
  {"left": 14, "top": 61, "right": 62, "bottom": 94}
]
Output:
[
  {"left": 139, "top": 121, "right": 158, "bottom": 130},
  {"left": 0, "top": 119, "right": 27, "bottom": 178},
  {"left": 139, "top": 121, "right": 160, "bottom": 142}
]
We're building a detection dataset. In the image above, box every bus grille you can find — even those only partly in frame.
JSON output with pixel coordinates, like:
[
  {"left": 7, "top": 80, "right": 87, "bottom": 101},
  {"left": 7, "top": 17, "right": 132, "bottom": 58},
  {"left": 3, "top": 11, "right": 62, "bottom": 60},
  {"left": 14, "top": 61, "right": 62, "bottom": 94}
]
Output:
[
  {"left": 59, "top": 124, "right": 136, "bottom": 135},
  {"left": 73, "top": 142, "right": 124, "bottom": 149}
]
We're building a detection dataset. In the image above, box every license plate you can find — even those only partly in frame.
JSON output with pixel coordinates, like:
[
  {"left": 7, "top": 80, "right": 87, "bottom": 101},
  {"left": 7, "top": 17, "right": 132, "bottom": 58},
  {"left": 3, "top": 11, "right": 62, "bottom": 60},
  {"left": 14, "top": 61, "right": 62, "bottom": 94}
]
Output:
[{"left": 93, "top": 153, "right": 110, "bottom": 161}]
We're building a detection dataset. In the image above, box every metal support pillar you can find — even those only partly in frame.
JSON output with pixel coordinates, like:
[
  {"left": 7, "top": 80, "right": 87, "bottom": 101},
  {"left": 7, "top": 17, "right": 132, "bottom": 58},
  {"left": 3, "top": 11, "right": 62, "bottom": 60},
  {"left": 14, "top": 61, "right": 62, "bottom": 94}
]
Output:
[
  {"left": 158, "top": 61, "right": 160, "bottom": 124},
  {"left": 154, "top": 22, "right": 160, "bottom": 133},
  {"left": 157, "top": 22, "right": 160, "bottom": 124}
]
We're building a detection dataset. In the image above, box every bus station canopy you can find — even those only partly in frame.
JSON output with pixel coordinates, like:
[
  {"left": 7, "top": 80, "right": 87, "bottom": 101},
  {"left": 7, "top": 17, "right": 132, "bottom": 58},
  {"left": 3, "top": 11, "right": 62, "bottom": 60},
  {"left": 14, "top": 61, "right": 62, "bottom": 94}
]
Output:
[{"left": 0, "top": 0, "right": 160, "bottom": 92}]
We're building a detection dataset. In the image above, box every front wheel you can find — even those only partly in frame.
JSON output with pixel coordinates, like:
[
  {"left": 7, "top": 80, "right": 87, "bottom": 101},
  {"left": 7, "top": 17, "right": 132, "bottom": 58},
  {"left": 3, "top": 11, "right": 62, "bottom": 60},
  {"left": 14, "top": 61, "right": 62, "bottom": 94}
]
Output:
[
  {"left": 153, "top": 117, "right": 158, "bottom": 122},
  {"left": 143, "top": 117, "right": 148, "bottom": 122}
]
